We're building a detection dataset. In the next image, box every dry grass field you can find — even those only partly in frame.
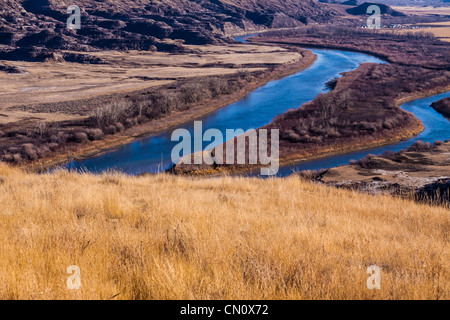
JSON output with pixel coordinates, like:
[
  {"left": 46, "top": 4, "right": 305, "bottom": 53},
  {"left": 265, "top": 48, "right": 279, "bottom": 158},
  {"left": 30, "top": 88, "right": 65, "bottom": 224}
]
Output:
[
  {"left": 392, "top": 6, "right": 450, "bottom": 16},
  {"left": 383, "top": 20, "right": 450, "bottom": 42},
  {"left": 390, "top": 7, "right": 450, "bottom": 42},
  {"left": 0, "top": 44, "right": 300, "bottom": 124},
  {"left": 0, "top": 164, "right": 448, "bottom": 299}
]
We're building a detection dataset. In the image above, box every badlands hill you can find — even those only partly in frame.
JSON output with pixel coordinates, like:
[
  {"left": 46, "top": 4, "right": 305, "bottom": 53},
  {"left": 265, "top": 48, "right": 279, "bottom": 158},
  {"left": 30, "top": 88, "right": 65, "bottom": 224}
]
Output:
[{"left": 0, "top": 0, "right": 339, "bottom": 60}]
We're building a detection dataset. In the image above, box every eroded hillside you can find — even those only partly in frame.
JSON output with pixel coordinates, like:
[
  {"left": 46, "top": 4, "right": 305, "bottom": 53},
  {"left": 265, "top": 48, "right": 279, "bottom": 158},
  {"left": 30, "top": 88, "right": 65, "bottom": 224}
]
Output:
[{"left": 0, "top": 0, "right": 339, "bottom": 60}]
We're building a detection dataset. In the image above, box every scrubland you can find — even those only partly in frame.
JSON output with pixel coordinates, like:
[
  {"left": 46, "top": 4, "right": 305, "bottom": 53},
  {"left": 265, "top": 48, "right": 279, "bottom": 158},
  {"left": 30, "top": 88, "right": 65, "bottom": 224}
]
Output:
[
  {"left": 0, "top": 44, "right": 311, "bottom": 170},
  {"left": 0, "top": 164, "right": 448, "bottom": 299}
]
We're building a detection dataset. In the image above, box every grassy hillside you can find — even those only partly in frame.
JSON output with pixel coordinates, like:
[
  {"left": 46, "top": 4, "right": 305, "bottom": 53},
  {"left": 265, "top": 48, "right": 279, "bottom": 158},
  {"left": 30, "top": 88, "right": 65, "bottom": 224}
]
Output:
[{"left": 0, "top": 164, "right": 448, "bottom": 299}]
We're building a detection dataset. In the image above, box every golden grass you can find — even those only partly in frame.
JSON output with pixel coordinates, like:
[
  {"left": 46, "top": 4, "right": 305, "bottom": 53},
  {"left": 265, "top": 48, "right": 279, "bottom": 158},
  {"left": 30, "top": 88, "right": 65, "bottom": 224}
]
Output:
[
  {"left": 383, "top": 27, "right": 450, "bottom": 42},
  {"left": 0, "top": 164, "right": 448, "bottom": 300}
]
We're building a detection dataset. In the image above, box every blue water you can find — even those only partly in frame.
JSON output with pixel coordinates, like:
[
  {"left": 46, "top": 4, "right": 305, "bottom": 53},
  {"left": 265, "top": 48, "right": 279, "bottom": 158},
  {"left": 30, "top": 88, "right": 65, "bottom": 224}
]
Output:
[
  {"left": 233, "top": 33, "right": 261, "bottom": 44},
  {"left": 64, "top": 45, "right": 449, "bottom": 177},
  {"left": 274, "top": 92, "right": 450, "bottom": 177}
]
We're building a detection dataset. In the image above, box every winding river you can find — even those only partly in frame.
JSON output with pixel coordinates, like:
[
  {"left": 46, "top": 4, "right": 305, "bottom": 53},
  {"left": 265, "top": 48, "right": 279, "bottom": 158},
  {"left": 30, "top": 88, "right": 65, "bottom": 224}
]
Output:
[{"left": 65, "top": 38, "right": 450, "bottom": 177}]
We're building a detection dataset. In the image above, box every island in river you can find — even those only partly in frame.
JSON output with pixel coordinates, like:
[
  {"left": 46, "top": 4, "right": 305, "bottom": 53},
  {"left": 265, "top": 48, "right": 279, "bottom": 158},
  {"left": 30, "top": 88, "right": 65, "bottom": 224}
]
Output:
[{"left": 432, "top": 98, "right": 450, "bottom": 119}]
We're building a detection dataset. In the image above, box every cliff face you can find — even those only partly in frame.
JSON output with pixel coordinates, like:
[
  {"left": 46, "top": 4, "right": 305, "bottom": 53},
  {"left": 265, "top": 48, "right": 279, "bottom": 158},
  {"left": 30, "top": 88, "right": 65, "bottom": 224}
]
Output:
[{"left": 0, "top": 0, "right": 339, "bottom": 59}]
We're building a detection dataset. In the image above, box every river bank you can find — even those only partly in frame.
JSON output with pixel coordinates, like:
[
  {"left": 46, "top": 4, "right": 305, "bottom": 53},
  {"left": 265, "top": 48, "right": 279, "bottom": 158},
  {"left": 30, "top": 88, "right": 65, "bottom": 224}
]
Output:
[
  {"left": 29, "top": 28, "right": 450, "bottom": 176},
  {"left": 301, "top": 140, "right": 450, "bottom": 206},
  {"left": 171, "top": 78, "right": 449, "bottom": 177},
  {"left": 171, "top": 28, "right": 450, "bottom": 176},
  {"left": 22, "top": 46, "right": 317, "bottom": 172}
]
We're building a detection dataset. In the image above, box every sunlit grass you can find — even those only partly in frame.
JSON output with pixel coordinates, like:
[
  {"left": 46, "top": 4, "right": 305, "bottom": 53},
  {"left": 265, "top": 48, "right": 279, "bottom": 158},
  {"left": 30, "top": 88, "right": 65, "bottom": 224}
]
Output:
[{"left": 0, "top": 164, "right": 448, "bottom": 299}]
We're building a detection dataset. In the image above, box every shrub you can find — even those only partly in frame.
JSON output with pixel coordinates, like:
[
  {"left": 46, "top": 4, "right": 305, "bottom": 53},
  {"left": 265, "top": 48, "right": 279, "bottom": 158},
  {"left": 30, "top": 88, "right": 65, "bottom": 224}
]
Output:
[
  {"left": 92, "top": 100, "right": 132, "bottom": 127},
  {"left": 115, "top": 122, "right": 125, "bottom": 132},
  {"left": 57, "top": 131, "right": 68, "bottom": 144},
  {"left": 381, "top": 151, "right": 397, "bottom": 161},
  {"left": 105, "top": 125, "right": 117, "bottom": 135},
  {"left": 86, "top": 128, "right": 104, "bottom": 141},
  {"left": 73, "top": 132, "right": 89, "bottom": 143},
  {"left": 12, "top": 153, "right": 21, "bottom": 163},
  {"left": 298, "top": 169, "right": 323, "bottom": 180},
  {"left": 408, "top": 141, "right": 432, "bottom": 152},
  {"left": 21, "top": 144, "right": 38, "bottom": 161},
  {"left": 207, "top": 77, "right": 230, "bottom": 96},
  {"left": 284, "top": 130, "right": 301, "bottom": 142},
  {"left": 8, "top": 147, "right": 20, "bottom": 154},
  {"left": 47, "top": 143, "right": 59, "bottom": 151},
  {"left": 124, "top": 118, "right": 138, "bottom": 128},
  {"left": 136, "top": 115, "right": 148, "bottom": 124},
  {"left": 357, "top": 154, "right": 376, "bottom": 168},
  {"left": 309, "top": 136, "right": 323, "bottom": 144}
]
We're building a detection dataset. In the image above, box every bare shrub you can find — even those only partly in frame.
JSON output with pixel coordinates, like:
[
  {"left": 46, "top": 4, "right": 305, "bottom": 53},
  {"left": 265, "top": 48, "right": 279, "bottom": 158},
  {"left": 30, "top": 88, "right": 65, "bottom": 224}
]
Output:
[
  {"left": 36, "top": 122, "right": 48, "bottom": 137},
  {"left": 124, "top": 118, "right": 138, "bottom": 128},
  {"left": 85, "top": 128, "right": 104, "bottom": 141},
  {"left": 57, "top": 131, "right": 69, "bottom": 144},
  {"left": 207, "top": 77, "right": 230, "bottom": 96},
  {"left": 105, "top": 125, "right": 117, "bottom": 135},
  {"left": 357, "top": 154, "right": 376, "bottom": 168},
  {"left": 381, "top": 151, "right": 398, "bottom": 161},
  {"left": 92, "top": 100, "right": 132, "bottom": 127},
  {"left": 12, "top": 153, "right": 21, "bottom": 163},
  {"left": 21, "top": 144, "right": 37, "bottom": 160},
  {"left": 73, "top": 132, "right": 89, "bottom": 143},
  {"left": 237, "top": 69, "right": 251, "bottom": 82},
  {"left": 284, "top": 130, "right": 302, "bottom": 142},
  {"left": 47, "top": 143, "right": 59, "bottom": 151},
  {"left": 115, "top": 122, "right": 125, "bottom": 132},
  {"left": 297, "top": 169, "right": 326, "bottom": 180},
  {"left": 2, "top": 154, "right": 13, "bottom": 162},
  {"left": 408, "top": 141, "right": 433, "bottom": 152}
]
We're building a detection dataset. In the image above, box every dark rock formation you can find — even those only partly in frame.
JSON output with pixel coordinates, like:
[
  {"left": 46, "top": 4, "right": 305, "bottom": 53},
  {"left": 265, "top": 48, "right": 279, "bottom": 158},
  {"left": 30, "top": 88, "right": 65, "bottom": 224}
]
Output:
[
  {"left": 346, "top": 2, "right": 406, "bottom": 16},
  {"left": 0, "top": 0, "right": 340, "bottom": 61}
]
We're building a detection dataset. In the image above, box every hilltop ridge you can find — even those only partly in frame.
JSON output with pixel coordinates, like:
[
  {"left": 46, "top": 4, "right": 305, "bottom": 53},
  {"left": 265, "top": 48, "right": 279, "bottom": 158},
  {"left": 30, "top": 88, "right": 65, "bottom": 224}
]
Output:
[{"left": 0, "top": 0, "right": 339, "bottom": 59}]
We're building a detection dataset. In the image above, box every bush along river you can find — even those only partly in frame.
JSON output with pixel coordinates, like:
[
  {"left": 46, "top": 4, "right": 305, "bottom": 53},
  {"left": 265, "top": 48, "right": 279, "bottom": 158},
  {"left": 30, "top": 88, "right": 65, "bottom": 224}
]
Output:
[{"left": 65, "top": 43, "right": 450, "bottom": 177}]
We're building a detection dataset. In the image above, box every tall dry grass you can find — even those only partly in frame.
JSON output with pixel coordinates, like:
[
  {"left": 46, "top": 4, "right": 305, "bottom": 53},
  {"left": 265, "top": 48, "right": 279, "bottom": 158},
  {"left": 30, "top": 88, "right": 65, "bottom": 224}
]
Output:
[{"left": 0, "top": 164, "right": 448, "bottom": 300}]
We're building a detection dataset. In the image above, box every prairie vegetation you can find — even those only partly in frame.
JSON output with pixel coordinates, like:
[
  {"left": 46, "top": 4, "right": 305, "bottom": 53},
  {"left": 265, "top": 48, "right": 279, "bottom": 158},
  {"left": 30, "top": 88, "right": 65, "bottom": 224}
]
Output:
[
  {"left": 0, "top": 44, "right": 310, "bottom": 168},
  {"left": 300, "top": 140, "right": 450, "bottom": 205},
  {"left": 173, "top": 27, "right": 450, "bottom": 175},
  {"left": 257, "top": 27, "right": 450, "bottom": 69},
  {"left": 270, "top": 62, "right": 449, "bottom": 152},
  {"left": 0, "top": 72, "right": 256, "bottom": 165},
  {"left": 178, "top": 27, "right": 450, "bottom": 175},
  {"left": 0, "top": 164, "right": 448, "bottom": 299}
]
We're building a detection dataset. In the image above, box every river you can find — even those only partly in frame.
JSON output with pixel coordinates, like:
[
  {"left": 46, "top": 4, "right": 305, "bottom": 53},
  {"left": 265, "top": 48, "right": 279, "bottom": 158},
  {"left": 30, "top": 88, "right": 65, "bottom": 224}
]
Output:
[{"left": 65, "top": 39, "right": 450, "bottom": 177}]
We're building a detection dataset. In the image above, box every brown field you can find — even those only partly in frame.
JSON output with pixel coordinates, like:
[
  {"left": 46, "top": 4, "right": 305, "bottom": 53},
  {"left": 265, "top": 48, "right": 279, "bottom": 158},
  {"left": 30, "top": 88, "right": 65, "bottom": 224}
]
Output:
[
  {"left": 383, "top": 22, "right": 450, "bottom": 42},
  {"left": 0, "top": 44, "right": 300, "bottom": 124},
  {"left": 392, "top": 6, "right": 450, "bottom": 16},
  {"left": 0, "top": 164, "right": 448, "bottom": 299}
]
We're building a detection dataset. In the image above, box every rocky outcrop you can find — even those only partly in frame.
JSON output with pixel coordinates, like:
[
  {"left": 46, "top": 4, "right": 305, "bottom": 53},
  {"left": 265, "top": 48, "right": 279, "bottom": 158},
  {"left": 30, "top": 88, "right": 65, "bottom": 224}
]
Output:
[{"left": 302, "top": 140, "right": 450, "bottom": 205}]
